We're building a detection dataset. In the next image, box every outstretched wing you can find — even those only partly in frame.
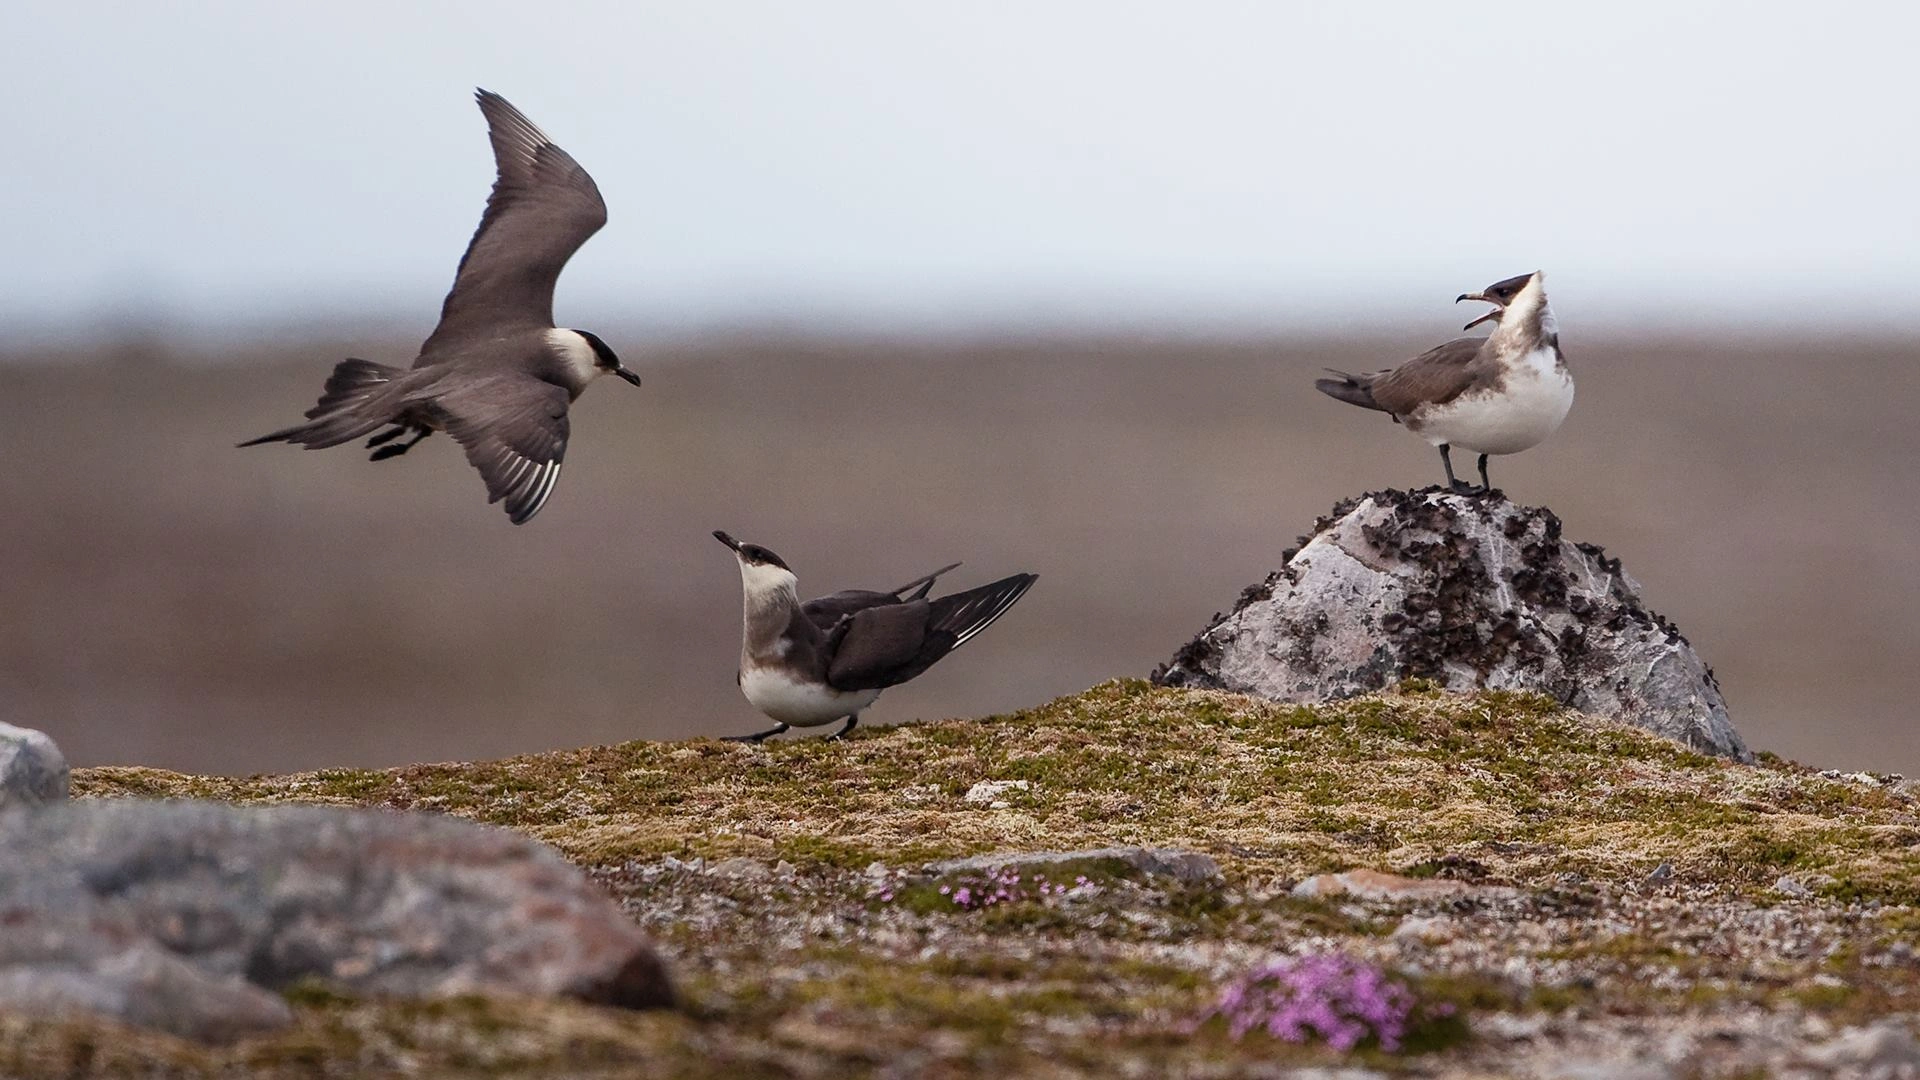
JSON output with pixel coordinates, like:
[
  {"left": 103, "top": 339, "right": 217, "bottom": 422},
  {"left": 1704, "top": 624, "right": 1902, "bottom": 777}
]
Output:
[
  {"left": 430, "top": 376, "right": 571, "bottom": 524},
  {"left": 1363, "top": 337, "right": 1490, "bottom": 417},
  {"left": 825, "top": 573, "right": 1037, "bottom": 691},
  {"left": 418, "top": 90, "right": 607, "bottom": 361}
]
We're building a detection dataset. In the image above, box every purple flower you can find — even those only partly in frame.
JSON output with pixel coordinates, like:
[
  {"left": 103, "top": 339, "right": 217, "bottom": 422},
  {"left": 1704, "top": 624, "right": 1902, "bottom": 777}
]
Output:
[{"left": 1200, "top": 955, "right": 1424, "bottom": 1053}]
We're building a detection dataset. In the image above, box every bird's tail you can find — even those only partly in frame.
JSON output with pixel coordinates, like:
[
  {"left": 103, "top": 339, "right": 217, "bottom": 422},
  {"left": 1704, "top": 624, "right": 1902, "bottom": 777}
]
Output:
[
  {"left": 926, "top": 573, "right": 1038, "bottom": 653},
  {"left": 238, "top": 358, "right": 406, "bottom": 449},
  {"left": 1313, "top": 368, "right": 1386, "bottom": 412},
  {"left": 891, "top": 562, "right": 963, "bottom": 601}
]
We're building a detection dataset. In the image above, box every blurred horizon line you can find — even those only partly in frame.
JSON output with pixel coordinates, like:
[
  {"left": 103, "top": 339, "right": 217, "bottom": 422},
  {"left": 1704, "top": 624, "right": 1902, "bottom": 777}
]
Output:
[{"left": 4, "top": 284, "right": 1918, "bottom": 356}]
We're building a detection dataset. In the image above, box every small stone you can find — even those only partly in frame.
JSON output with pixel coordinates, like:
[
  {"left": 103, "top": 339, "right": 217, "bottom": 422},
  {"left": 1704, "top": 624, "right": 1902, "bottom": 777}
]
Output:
[
  {"left": 1479, "top": 1011, "right": 1550, "bottom": 1041},
  {"left": 0, "top": 722, "right": 69, "bottom": 811},
  {"left": 1390, "top": 915, "right": 1456, "bottom": 943},
  {"left": 708, "top": 857, "right": 773, "bottom": 880},
  {"left": 1549, "top": 1061, "right": 1676, "bottom": 1080},
  {"left": 1773, "top": 875, "right": 1812, "bottom": 898},
  {"left": 1291, "top": 868, "right": 1517, "bottom": 901},
  {"left": 1641, "top": 861, "right": 1674, "bottom": 887},
  {"left": 963, "top": 779, "right": 1030, "bottom": 808}
]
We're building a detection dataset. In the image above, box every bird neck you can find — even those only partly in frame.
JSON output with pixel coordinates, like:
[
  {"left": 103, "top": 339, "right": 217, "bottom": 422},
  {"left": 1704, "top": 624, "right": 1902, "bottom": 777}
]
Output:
[
  {"left": 739, "top": 565, "right": 801, "bottom": 657},
  {"left": 544, "top": 329, "right": 604, "bottom": 395},
  {"left": 1491, "top": 281, "right": 1557, "bottom": 352}
]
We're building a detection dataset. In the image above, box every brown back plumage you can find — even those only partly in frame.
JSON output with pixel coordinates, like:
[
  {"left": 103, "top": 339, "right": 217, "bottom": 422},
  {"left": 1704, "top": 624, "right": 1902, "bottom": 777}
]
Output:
[{"left": 1314, "top": 336, "right": 1494, "bottom": 419}]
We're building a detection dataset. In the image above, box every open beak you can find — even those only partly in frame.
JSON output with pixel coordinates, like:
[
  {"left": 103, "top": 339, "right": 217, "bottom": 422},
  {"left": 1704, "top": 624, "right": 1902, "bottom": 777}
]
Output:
[
  {"left": 1455, "top": 292, "right": 1503, "bottom": 332},
  {"left": 612, "top": 365, "right": 642, "bottom": 387},
  {"left": 713, "top": 530, "right": 742, "bottom": 552}
]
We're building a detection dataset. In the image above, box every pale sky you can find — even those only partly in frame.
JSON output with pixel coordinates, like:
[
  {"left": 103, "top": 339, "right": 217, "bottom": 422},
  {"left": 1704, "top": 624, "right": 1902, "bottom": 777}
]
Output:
[{"left": 3, "top": 1, "right": 1917, "bottom": 337}]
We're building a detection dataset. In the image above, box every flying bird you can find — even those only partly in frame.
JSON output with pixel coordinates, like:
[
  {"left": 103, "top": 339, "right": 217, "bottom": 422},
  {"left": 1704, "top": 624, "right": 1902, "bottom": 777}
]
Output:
[
  {"left": 714, "top": 531, "right": 1037, "bottom": 742},
  {"left": 240, "top": 89, "right": 639, "bottom": 524},
  {"left": 1315, "top": 271, "right": 1571, "bottom": 493}
]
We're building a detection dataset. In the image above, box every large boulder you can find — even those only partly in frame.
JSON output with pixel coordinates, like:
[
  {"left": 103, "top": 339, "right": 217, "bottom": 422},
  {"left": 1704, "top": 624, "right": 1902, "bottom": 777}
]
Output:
[
  {"left": 0, "top": 722, "right": 69, "bottom": 811},
  {"left": 1153, "top": 488, "right": 1750, "bottom": 761},
  {"left": 0, "top": 800, "right": 673, "bottom": 1040}
]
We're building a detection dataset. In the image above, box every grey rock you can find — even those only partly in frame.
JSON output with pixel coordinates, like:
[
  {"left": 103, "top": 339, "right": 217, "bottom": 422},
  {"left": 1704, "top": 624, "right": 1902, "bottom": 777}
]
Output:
[
  {"left": 0, "top": 722, "right": 69, "bottom": 810},
  {"left": 1153, "top": 489, "right": 1751, "bottom": 761},
  {"left": 926, "top": 846, "right": 1222, "bottom": 883},
  {"left": 1549, "top": 1062, "right": 1677, "bottom": 1080},
  {"left": 1799, "top": 1019, "right": 1920, "bottom": 1071},
  {"left": 0, "top": 800, "right": 673, "bottom": 1040},
  {"left": 1772, "top": 874, "right": 1812, "bottom": 898}
]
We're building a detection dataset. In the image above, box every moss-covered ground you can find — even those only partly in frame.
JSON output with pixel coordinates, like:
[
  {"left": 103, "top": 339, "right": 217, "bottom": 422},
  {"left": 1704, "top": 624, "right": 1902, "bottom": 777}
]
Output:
[{"left": 11, "top": 681, "right": 1917, "bottom": 1077}]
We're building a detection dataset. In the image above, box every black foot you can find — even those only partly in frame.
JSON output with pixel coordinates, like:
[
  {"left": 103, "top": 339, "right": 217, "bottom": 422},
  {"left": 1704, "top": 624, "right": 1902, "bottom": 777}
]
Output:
[
  {"left": 368, "top": 428, "right": 431, "bottom": 462},
  {"left": 824, "top": 715, "right": 860, "bottom": 742},
  {"left": 724, "top": 723, "right": 789, "bottom": 744},
  {"left": 1448, "top": 479, "right": 1479, "bottom": 494},
  {"left": 365, "top": 425, "right": 408, "bottom": 449}
]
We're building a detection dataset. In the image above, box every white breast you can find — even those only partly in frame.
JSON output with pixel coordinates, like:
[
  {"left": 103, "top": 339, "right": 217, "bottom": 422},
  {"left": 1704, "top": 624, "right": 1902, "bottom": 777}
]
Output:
[
  {"left": 1413, "top": 346, "right": 1574, "bottom": 456},
  {"left": 740, "top": 667, "right": 882, "bottom": 727}
]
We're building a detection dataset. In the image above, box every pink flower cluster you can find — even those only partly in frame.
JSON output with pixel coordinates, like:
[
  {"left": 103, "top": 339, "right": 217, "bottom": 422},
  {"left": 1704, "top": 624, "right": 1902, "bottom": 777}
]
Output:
[
  {"left": 937, "top": 868, "right": 1091, "bottom": 910},
  {"left": 1204, "top": 954, "right": 1434, "bottom": 1052}
]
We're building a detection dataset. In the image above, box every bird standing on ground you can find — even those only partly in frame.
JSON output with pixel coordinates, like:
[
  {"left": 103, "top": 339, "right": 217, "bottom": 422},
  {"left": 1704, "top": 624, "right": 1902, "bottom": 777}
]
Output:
[
  {"left": 240, "top": 89, "right": 640, "bottom": 524},
  {"left": 714, "top": 531, "right": 1037, "bottom": 742},
  {"left": 1315, "top": 271, "right": 1571, "bottom": 493}
]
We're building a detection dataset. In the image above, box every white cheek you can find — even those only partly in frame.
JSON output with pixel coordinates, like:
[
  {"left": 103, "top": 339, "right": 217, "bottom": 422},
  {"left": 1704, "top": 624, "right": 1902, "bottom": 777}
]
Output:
[
  {"left": 544, "top": 328, "right": 601, "bottom": 382},
  {"left": 739, "top": 561, "right": 798, "bottom": 596}
]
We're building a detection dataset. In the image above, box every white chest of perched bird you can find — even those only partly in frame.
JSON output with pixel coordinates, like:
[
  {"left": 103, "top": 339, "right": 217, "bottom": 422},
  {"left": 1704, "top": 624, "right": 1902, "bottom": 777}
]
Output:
[
  {"left": 1408, "top": 340, "right": 1574, "bottom": 455},
  {"left": 739, "top": 668, "right": 884, "bottom": 727}
]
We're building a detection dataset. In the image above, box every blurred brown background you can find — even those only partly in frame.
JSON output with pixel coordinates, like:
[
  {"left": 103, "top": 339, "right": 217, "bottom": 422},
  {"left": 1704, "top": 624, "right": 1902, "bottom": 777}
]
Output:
[{"left": 3, "top": 330, "right": 1914, "bottom": 775}]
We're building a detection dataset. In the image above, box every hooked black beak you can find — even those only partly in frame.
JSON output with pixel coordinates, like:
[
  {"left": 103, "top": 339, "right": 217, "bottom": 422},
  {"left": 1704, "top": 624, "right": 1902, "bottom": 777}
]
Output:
[
  {"left": 1455, "top": 291, "right": 1502, "bottom": 332},
  {"left": 713, "top": 530, "right": 742, "bottom": 552},
  {"left": 612, "top": 365, "right": 642, "bottom": 387}
]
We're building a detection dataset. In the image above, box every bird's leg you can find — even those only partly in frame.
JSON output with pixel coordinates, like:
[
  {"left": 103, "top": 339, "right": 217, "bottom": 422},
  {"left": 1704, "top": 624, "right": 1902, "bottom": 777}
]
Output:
[
  {"left": 723, "top": 722, "right": 789, "bottom": 744},
  {"left": 1477, "top": 454, "right": 1493, "bottom": 494},
  {"left": 1439, "top": 444, "right": 1474, "bottom": 494},
  {"left": 825, "top": 715, "right": 860, "bottom": 742},
  {"left": 365, "top": 425, "right": 409, "bottom": 449},
  {"left": 369, "top": 426, "right": 432, "bottom": 462}
]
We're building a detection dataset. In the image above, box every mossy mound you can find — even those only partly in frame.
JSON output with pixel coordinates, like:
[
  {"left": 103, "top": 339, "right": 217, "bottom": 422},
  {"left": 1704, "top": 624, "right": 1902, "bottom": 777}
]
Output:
[
  {"left": 77, "top": 680, "right": 1917, "bottom": 901},
  {"left": 39, "top": 682, "right": 1920, "bottom": 1078}
]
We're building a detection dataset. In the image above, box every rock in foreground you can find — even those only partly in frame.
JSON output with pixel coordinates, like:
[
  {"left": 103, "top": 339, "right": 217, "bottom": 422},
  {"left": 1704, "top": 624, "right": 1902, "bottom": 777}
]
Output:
[
  {"left": 0, "top": 800, "right": 672, "bottom": 1040},
  {"left": 0, "top": 722, "right": 69, "bottom": 810},
  {"left": 1154, "top": 488, "right": 1749, "bottom": 760}
]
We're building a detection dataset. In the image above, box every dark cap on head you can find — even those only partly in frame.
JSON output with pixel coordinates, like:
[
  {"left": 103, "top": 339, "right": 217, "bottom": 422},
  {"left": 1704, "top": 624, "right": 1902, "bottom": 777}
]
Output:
[
  {"left": 713, "top": 531, "right": 791, "bottom": 571},
  {"left": 575, "top": 328, "right": 641, "bottom": 386},
  {"left": 1454, "top": 271, "right": 1541, "bottom": 331}
]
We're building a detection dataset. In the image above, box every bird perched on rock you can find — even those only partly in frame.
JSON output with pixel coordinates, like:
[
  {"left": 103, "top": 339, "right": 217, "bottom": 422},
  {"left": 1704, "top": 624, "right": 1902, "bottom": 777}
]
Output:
[
  {"left": 714, "top": 531, "right": 1037, "bottom": 742},
  {"left": 240, "top": 89, "right": 640, "bottom": 524},
  {"left": 1315, "top": 271, "right": 1570, "bottom": 493}
]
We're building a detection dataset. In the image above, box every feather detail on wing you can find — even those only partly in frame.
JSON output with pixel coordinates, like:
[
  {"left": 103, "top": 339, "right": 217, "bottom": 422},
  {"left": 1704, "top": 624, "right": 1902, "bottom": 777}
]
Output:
[
  {"left": 431, "top": 376, "right": 571, "bottom": 524},
  {"left": 418, "top": 90, "right": 607, "bottom": 360},
  {"left": 824, "top": 573, "right": 1037, "bottom": 691}
]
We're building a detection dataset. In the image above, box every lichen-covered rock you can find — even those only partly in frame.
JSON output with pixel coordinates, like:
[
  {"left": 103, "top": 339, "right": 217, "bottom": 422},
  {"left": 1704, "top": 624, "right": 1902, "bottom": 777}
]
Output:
[
  {"left": 1153, "top": 488, "right": 1750, "bottom": 761},
  {"left": 0, "top": 800, "right": 673, "bottom": 1040},
  {"left": 0, "top": 722, "right": 69, "bottom": 810}
]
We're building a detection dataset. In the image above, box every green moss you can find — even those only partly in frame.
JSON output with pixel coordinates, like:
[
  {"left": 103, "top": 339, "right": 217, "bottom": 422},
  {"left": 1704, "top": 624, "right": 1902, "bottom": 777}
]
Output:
[{"left": 75, "top": 680, "right": 1920, "bottom": 902}]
